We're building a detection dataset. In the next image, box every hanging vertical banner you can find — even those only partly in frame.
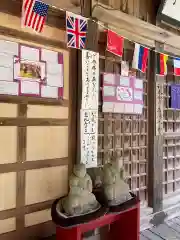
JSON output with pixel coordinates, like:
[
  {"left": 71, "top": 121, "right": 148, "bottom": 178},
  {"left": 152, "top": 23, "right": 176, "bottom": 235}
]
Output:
[
  {"left": 132, "top": 43, "right": 149, "bottom": 73},
  {"left": 169, "top": 84, "right": 180, "bottom": 109},
  {"left": 121, "top": 61, "right": 129, "bottom": 77},
  {"left": 107, "top": 30, "right": 124, "bottom": 57},
  {"left": 81, "top": 49, "right": 99, "bottom": 168},
  {"left": 66, "top": 12, "right": 88, "bottom": 49},
  {"left": 81, "top": 50, "right": 99, "bottom": 109},
  {"left": 81, "top": 109, "right": 98, "bottom": 168},
  {"left": 156, "top": 52, "right": 168, "bottom": 76}
]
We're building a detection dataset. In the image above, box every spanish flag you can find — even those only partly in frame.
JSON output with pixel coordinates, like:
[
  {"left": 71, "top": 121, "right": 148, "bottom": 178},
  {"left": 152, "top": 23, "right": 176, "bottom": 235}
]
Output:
[{"left": 156, "top": 53, "right": 168, "bottom": 76}]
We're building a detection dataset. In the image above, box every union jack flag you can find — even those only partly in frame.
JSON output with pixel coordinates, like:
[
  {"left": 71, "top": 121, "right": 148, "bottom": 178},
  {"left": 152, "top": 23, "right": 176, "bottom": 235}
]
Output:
[{"left": 66, "top": 12, "right": 88, "bottom": 49}]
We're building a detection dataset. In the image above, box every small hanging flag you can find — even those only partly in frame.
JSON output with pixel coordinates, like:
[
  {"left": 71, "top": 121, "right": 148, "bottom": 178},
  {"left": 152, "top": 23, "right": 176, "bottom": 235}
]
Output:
[
  {"left": 174, "top": 58, "right": 180, "bottom": 76},
  {"left": 66, "top": 12, "right": 88, "bottom": 49},
  {"left": 21, "top": 0, "right": 49, "bottom": 33},
  {"left": 132, "top": 43, "right": 149, "bottom": 73},
  {"left": 107, "top": 30, "right": 124, "bottom": 57},
  {"left": 156, "top": 53, "right": 168, "bottom": 76}
]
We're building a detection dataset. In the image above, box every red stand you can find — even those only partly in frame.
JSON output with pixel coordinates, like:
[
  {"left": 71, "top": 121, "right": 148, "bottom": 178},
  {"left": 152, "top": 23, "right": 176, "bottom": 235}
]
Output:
[{"left": 56, "top": 202, "right": 140, "bottom": 240}]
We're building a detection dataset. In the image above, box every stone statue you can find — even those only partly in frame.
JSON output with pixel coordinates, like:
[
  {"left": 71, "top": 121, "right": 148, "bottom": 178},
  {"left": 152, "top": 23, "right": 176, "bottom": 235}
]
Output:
[
  {"left": 60, "top": 163, "right": 99, "bottom": 216},
  {"left": 103, "top": 157, "right": 131, "bottom": 205}
]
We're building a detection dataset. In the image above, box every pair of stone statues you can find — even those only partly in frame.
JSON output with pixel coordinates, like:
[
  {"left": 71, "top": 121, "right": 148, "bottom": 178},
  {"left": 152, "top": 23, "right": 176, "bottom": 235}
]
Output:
[{"left": 60, "top": 159, "right": 131, "bottom": 216}]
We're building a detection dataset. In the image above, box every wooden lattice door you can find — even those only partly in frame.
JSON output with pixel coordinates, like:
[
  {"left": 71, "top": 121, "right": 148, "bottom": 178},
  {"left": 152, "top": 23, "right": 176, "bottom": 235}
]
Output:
[
  {"left": 163, "top": 71, "right": 180, "bottom": 196},
  {"left": 98, "top": 38, "right": 149, "bottom": 204}
]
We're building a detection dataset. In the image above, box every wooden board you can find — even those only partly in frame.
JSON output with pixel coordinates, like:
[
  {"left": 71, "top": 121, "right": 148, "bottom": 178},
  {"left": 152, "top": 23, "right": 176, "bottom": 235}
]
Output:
[
  {"left": 25, "top": 166, "right": 68, "bottom": 205},
  {"left": 0, "top": 9, "right": 76, "bottom": 239},
  {"left": 26, "top": 126, "right": 68, "bottom": 161}
]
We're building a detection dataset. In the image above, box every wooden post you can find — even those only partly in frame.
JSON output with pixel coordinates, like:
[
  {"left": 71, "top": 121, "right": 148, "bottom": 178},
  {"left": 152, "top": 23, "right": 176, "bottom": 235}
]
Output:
[
  {"left": 76, "top": 0, "right": 99, "bottom": 163},
  {"left": 148, "top": 44, "right": 163, "bottom": 212}
]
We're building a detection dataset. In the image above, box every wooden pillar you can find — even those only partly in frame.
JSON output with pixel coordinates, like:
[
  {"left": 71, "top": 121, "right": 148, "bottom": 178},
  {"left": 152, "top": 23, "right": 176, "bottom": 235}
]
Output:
[
  {"left": 148, "top": 43, "right": 164, "bottom": 212},
  {"left": 76, "top": 0, "right": 99, "bottom": 163}
]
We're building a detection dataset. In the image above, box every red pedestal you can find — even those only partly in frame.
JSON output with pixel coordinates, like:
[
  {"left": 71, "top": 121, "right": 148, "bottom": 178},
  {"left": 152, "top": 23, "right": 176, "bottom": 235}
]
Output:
[{"left": 56, "top": 202, "right": 140, "bottom": 240}]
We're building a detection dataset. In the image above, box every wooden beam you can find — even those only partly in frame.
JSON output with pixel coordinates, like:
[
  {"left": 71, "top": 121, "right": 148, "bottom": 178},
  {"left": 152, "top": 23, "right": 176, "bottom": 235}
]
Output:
[
  {"left": 0, "top": 94, "right": 68, "bottom": 106},
  {"left": 0, "top": 117, "right": 68, "bottom": 126},
  {"left": 0, "top": 25, "right": 66, "bottom": 49},
  {"left": 92, "top": 2, "right": 180, "bottom": 52},
  {"left": 0, "top": 0, "right": 66, "bottom": 29},
  {"left": 0, "top": 157, "right": 68, "bottom": 174}
]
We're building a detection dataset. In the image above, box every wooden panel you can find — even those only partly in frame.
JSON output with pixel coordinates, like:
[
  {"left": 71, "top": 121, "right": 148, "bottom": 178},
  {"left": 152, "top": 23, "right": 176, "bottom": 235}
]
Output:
[
  {"left": 0, "top": 172, "right": 16, "bottom": 211},
  {"left": 0, "top": 127, "right": 17, "bottom": 164},
  {"left": 98, "top": 44, "right": 148, "bottom": 203},
  {"left": 0, "top": 103, "right": 17, "bottom": 117},
  {"left": 0, "top": 218, "right": 16, "bottom": 234},
  {"left": 27, "top": 105, "right": 69, "bottom": 119},
  {"left": 0, "top": 12, "right": 65, "bottom": 44},
  {"left": 26, "top": 126, "right": 68, "bottom": 161},
  {"left": 25, "top": 209, "right": 51, "bottom": 227},
  {"left": 25, "top": 166, "right": 68, "bottom": 205}
]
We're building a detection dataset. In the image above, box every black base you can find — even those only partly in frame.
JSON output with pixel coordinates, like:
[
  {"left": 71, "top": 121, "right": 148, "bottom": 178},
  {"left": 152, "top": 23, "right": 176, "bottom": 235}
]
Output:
[
  {"left": 51, "top": 198, "right": 108, "bottom": 228},
  {"left": 93, "top": 188, "right": 139, "bottom": 213}
]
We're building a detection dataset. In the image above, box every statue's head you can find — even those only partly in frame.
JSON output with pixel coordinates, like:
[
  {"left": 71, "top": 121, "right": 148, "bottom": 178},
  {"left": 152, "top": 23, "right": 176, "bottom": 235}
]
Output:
[{"left": 73, "top": 163, "right": 86, "bottom": 178}]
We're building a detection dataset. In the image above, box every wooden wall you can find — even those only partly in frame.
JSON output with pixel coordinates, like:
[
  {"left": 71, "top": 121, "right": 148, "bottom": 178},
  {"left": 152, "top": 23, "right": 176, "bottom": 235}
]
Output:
[
  {"left": 0, "top": 7, "right": 76, "bottom": 239},
  {"left": 95, "top": 0, "right": 158, "bottom": 23}
]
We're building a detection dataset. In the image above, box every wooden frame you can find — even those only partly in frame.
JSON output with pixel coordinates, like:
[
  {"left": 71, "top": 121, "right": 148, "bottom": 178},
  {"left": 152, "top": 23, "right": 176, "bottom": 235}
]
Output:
[{"left": 157, "top": 0, "right": 180, "bottom": 28}]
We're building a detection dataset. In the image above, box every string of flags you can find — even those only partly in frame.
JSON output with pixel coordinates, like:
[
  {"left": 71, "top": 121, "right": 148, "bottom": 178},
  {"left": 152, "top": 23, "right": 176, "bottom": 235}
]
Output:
[{"left": 21, "top": 0, "right": 180, "bottom": 76}]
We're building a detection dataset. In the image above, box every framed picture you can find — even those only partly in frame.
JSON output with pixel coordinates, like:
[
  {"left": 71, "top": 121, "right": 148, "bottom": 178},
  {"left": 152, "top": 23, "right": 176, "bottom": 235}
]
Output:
[
  {"left": 14, "top": 57, "right": 46, "bottom": 82},
  {"left": 157, "top": 0, "right": 180, "bottom": 27}
]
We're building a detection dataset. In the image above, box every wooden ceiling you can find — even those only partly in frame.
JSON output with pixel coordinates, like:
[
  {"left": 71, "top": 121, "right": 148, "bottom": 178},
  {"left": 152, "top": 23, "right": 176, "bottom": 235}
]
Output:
[{"left": 42, "top": 0, "right": 81, "bottom": 13}]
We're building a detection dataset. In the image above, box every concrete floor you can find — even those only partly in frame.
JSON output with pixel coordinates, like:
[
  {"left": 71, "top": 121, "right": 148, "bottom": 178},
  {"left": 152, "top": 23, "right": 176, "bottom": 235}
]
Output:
[{"left": 141, "top": 216, "right": 180, "bottom": 239}]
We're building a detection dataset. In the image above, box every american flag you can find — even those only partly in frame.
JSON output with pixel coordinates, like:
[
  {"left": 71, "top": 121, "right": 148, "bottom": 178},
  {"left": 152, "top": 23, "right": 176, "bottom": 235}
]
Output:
[
  {"left": 22, "top": 0, "right": 49, "bottom": 33},
  {"left": 66, "top": 12, "right": 88, "bottom": 49}
]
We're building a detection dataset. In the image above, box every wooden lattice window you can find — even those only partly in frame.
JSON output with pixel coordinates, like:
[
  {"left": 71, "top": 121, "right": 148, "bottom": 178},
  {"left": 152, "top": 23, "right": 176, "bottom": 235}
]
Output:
[
  {"left": 97, "top": 38, "right": 149, "bottom": 204},
  {"left": 163, "top": 72, "right": 180, "bottom": 195}
]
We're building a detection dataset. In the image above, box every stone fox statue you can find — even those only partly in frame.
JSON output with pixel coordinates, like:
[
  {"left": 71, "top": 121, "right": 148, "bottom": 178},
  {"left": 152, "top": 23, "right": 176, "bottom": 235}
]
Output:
[
  {"left": 103, "top": 159, "right": 131, "bottom": 205},
  {"left": 62, "top": 163, "right": 99, "bottom": 216}
]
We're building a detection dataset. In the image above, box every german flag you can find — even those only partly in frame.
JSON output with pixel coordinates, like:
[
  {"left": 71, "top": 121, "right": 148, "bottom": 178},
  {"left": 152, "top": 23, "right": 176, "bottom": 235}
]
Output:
[{"left": 156, "top": 53, "right": 168, "bottom": 75}]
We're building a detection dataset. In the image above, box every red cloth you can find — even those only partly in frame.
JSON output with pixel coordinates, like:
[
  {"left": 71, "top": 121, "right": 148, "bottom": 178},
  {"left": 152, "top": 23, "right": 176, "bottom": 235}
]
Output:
[{"left": 107, "top": 30, "right": 124, "bottom": 57}]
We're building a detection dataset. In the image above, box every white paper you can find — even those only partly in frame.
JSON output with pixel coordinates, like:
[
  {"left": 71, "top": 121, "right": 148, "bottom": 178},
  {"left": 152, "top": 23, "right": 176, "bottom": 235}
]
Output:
[
  {"left": 134, "top": 90, "right": 143, "bottom": 100},
  {"left": 20, "top": 81, "right": 40, "bottom": 95},
  {"left": 120, "top": 76, "right": 130, "bottom": 86},
  {"left": 103, "top": 86, "right": 116, "bottom": 96},
  {"left": 46, "top": 73, "right": 63, "bottom": 87},
  {"left": 0, "top": 81, "right": 18, "bottom": 95},
  {"left": 82, "top": 50, "right": 99, "bottom": 110},
  {"left": 103, "top": 102, "right": 114, "bottom": 113},
  {"left": 0, "top": 53, "right": 13, "bottom": 68},
  {"left": 41, "top": 86, "right": 58, "bottom": 98},
  {"left": 121, "top": 61, "right": 129, "bottom": 77},
  {"left": 135, "top": 79, "right": 143, "bottom": 89},
  {"left": 134, "top": 104, "right": 143, "bottom": 114},
  {"left": 41, "top": 49, "right": 58, "bottom": 63},
  {"left": 21, "top": 45, "right": 40, "bottom": 61},
  {"left": 0, "top": 40, "right": 18, "bottom": 55},
  {"left": 81, "top": 109, "right": 98, "bottom": 168},
  {"left": 0, "top": 67, "right": 13, "bottom": 81},
  {"left": 47, "top": 63, "right": 62, "bottom": 75},
  {"left": 104, "top": 73, "right": 116, "bottom": 85}
]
